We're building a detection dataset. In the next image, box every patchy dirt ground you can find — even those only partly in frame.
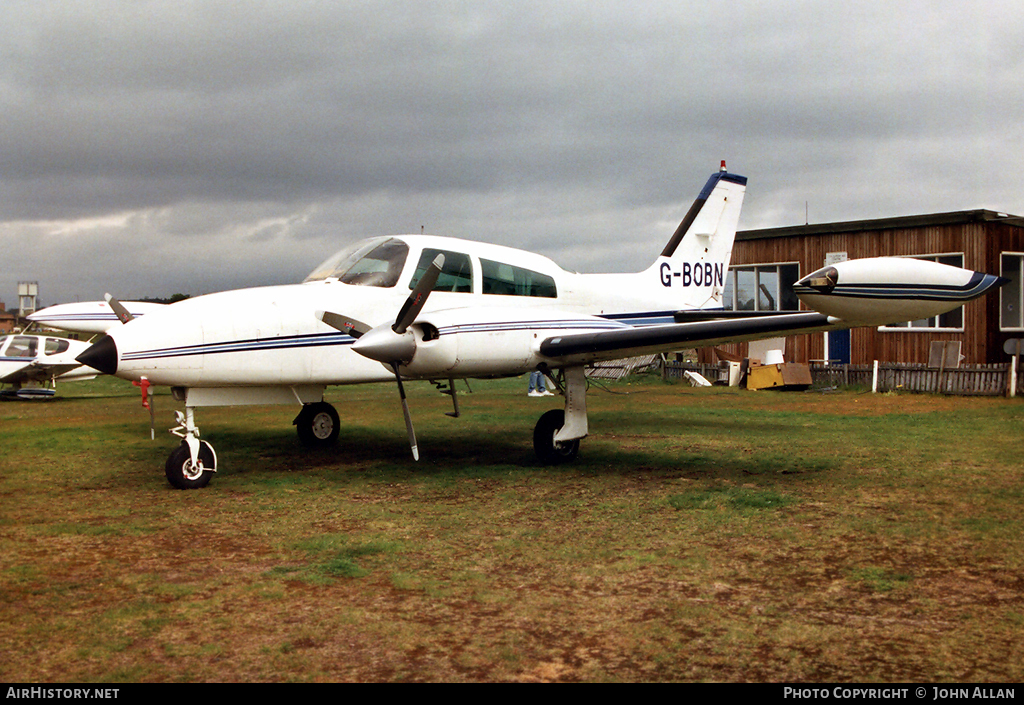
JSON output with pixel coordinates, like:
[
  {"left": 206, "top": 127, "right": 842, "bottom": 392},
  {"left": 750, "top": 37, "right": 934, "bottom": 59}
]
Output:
[{"left": 2, "top": 383, "right": 1023, "bottom": 681}]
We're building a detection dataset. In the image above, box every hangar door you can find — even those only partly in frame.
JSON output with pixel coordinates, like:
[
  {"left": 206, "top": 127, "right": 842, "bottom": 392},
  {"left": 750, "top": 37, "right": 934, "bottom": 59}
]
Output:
[{"left": 828, "top": 329, "right": 851, "bottom": 364}]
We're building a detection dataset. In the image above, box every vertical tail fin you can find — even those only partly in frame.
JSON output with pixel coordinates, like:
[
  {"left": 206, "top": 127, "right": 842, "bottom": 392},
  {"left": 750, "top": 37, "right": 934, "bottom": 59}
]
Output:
[{"left": 652, "top": 164, "right": 747, "bottom": 309}]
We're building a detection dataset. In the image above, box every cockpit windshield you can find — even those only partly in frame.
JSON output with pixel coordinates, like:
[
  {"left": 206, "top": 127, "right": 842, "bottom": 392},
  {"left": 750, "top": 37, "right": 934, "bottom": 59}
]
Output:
[{"left": 304, "top": 237, "right": 410, "bottom": 288}]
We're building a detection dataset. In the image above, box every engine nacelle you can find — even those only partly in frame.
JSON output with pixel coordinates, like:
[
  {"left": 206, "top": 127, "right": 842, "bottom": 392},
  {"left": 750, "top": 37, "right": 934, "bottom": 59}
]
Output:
[
  {"left": 398, "top": 307, "right": 629, "bottom": 378},
  {"left": 794, "top": 257, "right": 1004, "bottom": 326}
]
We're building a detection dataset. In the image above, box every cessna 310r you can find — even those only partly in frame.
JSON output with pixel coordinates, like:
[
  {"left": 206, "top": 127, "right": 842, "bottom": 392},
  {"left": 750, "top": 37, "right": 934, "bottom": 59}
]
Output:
[{"left": 55, "top": 164, "right": 1003, "bottom": 488}]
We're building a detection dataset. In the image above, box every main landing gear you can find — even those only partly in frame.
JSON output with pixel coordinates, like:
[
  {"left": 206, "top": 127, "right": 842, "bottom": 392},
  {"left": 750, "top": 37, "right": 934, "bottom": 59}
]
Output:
[
  {"left": 531, "top": 366, "right": 588, "bottom": 465},
  {"left": 293, "top": 401, "right": 341, "bottom": 448},
  {"left": 533, "top": 409, "right": 580, "bottom": 463}
]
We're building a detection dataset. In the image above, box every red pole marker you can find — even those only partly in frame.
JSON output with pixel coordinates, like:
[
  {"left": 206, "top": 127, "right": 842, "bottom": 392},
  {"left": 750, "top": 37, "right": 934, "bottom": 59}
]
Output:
[{"left": 133, "top": 377, "right": 151, "bottom": 409}]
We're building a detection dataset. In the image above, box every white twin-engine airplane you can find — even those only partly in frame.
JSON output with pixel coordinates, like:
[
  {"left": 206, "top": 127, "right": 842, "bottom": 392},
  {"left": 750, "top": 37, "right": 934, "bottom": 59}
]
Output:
[
  {"left": 49, "top": 165, "right": 1001, "bottom": 489},
  {"left": 0, "top": 334, "right": 101, "bottom": 399}
]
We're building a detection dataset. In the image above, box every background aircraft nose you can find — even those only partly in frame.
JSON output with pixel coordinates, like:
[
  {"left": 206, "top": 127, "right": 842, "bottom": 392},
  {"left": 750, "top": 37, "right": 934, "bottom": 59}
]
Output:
[{"left": 76, "top": 334, "right": 118, "bottom": 375}]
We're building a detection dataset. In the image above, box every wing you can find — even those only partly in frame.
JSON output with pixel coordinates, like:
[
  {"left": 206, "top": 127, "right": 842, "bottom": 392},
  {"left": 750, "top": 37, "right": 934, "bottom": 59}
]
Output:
[
  {"left": 539, "top": 312, "right": 832, "bottom": 366},
  {"left": 0, "top": 361, "right": 83, "bottom": 385},
  {"left": 539, "top": 257, "right": 1006, "bottom": 366}
]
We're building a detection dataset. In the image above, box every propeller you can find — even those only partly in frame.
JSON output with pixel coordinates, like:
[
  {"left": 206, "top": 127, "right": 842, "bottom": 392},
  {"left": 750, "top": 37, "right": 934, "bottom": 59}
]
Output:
[
  {"left": 318, "top": 311, "right": 370, "bottom": 339},
  {"left": 105, "top": 293, "right": 134, "bottom": 324},
  {"left": 318, "top": 253, "right": 445, "bottom": 461},
  {"left": 394, "top": 254, "right": 444, "bottom": 334}
]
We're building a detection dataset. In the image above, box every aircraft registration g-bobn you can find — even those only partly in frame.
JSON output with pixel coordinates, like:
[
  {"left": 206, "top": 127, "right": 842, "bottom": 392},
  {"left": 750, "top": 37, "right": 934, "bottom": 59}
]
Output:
[{"left": 58, "top": 164, "right": 1003, "bottom": 489}]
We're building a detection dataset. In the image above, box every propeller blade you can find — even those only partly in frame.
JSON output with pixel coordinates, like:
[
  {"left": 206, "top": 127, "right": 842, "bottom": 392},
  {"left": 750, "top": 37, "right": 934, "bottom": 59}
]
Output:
[
  {"left": 105, "top": 293, "right": 134, "bottom": 324},
  {"left": 394, "top": 253, "right": 444, "bottom": 334},
  {"left": 390, "top": 363, "right": 419, "bottom": 461},
  {"left": 338, "top": 255, "right": 443, "bottom": 462},
  {"left": 317, "top": 311, "right": 371, "bottom": 339}
]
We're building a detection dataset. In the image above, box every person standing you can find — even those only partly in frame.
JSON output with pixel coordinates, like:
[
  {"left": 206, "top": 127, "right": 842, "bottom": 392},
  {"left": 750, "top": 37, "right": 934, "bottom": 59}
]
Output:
[{"left": 528, "top": 370, "right": 553, "bottom": 396}]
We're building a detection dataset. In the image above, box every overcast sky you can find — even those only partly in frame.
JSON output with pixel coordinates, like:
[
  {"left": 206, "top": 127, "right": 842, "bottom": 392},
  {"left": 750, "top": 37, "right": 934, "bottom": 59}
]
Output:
[{"left": 2, "top": 0, "right": 1022, "bottom": 306}]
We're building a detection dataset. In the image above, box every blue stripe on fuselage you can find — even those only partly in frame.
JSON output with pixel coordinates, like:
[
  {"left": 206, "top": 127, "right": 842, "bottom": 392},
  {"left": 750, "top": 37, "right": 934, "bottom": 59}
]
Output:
[{"left": 118, "top": 311, "right": 687, "bottom": 363}]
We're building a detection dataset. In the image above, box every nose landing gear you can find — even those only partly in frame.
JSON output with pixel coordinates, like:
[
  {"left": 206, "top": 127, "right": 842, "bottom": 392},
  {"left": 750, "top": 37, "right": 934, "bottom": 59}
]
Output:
[
  {"left": 165, "top": 440, "right": 216, "bottom": 489},
  {"left": 165, "top": 407, "right": 217, "bottom": 490}
]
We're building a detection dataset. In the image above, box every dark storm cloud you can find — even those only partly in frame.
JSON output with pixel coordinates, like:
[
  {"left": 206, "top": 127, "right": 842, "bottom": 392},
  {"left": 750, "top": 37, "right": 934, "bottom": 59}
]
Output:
[{"left": 2, "top": 1, "right": 1022, "bottom": 303}]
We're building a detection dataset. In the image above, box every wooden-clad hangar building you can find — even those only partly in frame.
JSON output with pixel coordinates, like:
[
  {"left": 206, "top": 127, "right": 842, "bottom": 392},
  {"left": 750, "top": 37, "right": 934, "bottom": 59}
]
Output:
[{"left": 702, "top": 210, "right": 1024, "bottom": 366}]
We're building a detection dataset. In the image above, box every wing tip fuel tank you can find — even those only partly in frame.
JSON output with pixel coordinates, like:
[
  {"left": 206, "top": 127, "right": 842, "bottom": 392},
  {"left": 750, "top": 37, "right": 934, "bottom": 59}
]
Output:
[{"left": 794, "top": 257, "right": 1006, "bottom": 326}]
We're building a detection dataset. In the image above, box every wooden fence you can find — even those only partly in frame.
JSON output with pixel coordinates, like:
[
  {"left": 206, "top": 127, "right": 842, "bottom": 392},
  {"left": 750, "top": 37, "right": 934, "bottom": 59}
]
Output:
[
  {"left": 661, "top": 361, "right": 723, "bottom": 383},
  {"left": 815, "top": 362, "right": 1016, "bottom": 396},
  {"left": 662, "top": 359, "right": 1023, "bottom": 397}
]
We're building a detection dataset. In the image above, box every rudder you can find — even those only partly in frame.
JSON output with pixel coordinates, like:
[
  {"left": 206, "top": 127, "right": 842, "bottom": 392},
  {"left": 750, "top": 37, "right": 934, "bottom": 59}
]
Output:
[{"left": 652, "top": 163, "right": 747, "bottom": 309}]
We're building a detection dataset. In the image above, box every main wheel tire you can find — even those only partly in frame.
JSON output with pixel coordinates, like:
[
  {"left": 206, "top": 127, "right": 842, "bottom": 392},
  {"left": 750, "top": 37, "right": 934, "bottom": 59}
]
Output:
[
  {"left": 533, "top": 409, "right": 580, "bottom": 464},
  {"left": 165, "top": 441, "right": 215, "bottom": 490},
  {"left": 295, "top": 402, "right": 340, "bottom": 448}
]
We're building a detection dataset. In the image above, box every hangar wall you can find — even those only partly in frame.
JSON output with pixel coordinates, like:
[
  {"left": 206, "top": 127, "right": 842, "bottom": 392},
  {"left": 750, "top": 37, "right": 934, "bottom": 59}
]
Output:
[{"left": 702, "top": 210, "right": 1024, "bottom": 366}]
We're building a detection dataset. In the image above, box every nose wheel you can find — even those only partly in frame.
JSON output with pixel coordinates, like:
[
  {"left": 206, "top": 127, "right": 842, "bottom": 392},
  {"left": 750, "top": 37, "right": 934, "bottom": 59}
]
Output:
[
  {"left": 166, "top": 407, "right": 218, "bottom": 489},
  {"left": 165, "top": 440, "right": 216, "bottom": 489}
]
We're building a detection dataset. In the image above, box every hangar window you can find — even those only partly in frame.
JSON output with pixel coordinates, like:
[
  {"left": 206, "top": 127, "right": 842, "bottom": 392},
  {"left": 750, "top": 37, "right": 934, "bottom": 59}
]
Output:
[
  {"left": 722, "top": 263, "right": 800, "bottom": 312},
  {"left": 481, "top": 259, "right": 557, "bottom": 298},
  {"left": 409, "top": 248, "right": 474, "bottom": 293},
  {"left": 881, "top": 254, "right": 965, "bottom": 331},
  {"left": 1000, "top": 253, "right": 1024, "bottom": 330}
]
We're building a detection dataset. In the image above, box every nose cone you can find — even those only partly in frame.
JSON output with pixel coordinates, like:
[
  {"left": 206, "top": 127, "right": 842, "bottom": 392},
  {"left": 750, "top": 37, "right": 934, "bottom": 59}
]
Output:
[
  {"left": 76, "top": 334, "right": 119, "bottom": 375},
  {"left": 351, "top": 325, "right": 416, "bottom": 364}
]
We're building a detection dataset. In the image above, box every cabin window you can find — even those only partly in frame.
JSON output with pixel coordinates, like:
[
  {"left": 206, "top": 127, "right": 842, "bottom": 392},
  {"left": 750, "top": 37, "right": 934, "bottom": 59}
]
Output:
[
  {"left": 881, "top": 254, "right": 965, "bottom": 331},
  {"left": 304, "top": 237, "right": 409, "bottom": 288},
  {"left": 1000, "top": 253, "right": 1024, "bottom": 330},
  {"left": 480, "top": 259, "right": 557, "bottom": 298},
  {"left": 723, "top": 263, "right": 799, "bottom": 312},
  {"left": 408, "top": 249, "right": 474, "bottom": 293},
  {"left": 44, "top": 338, "right": 70, "bottom": 356}
]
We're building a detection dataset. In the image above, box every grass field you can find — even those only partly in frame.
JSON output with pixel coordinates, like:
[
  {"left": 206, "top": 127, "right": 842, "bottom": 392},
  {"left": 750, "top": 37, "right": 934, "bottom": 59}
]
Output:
[{"left": 2, "top": 373, "right": 1022, "bottom": 682}]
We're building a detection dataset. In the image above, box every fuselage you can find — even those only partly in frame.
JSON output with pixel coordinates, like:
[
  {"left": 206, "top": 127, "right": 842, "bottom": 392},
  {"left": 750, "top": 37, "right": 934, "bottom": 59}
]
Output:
[{"left": 86, "top": 234, "right": 724, "bottom": 387}]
